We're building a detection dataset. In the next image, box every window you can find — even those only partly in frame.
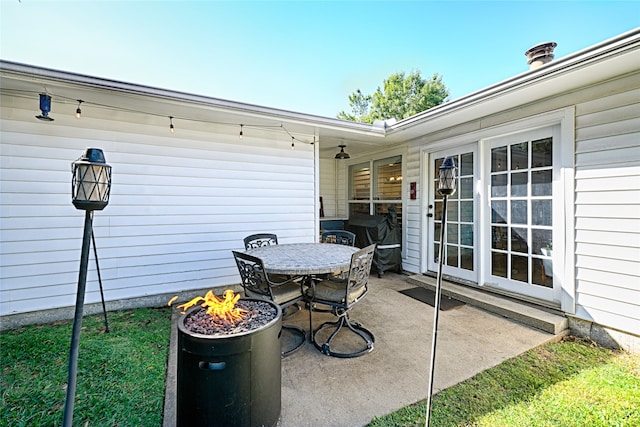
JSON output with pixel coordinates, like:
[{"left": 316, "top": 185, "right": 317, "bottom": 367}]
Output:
[{"left": 348, "top": 155, "right": 402, "bottom": 221}]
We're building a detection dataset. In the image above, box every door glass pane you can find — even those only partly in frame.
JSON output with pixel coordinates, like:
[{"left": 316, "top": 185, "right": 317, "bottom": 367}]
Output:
[
  {"left": 511, "top": 227, "right": 528, "bottom": 254},
  {"left": 492, "top": 226, "right": 508, "bottom": 250},
  {"left": 532, "top": 228, "right": 552, "bottom": 255},
  {"left": 460, "top": 177, "right": 473, "bottom": 199},
  {"left": 532, "top": 200, "right": 552, "bottom": 226},
  {"left": 532, "top": 170, "right": 552, "bottom": 196},
  {"left": 447, "top": 223, "right": 458, "bottom": 244},
  {"left": 511, "top": 172, "right": 528, "bottom": 197},
  {"left": 446, "top": 245, "right": 458, "bottom": 267},
  {"left": 532, "top": 138, "right": 552, "bottom": 167},
  {"left": 511, "top": 254, "right": 529, "bottom": 283},
  {"left": 511, "top": 200, "right": 527, "bottom": 224},
  {"left": 460, "top": 152, "right": 474, "bottom": 175},
  {"left": 491, "top": 174, "right": 507, "bottom": 197},
  {"left": 460, "top": 201, "right": 474, "bottom": 222},
  {"left": 460, "top": 224, "right": 473, "bottom": 246},
  {"left": 448, "top": 201, "right": 459, "bottom": 222},
  {"left": 492, "top": 252, "right": 507, "bottom": 278},
  {"left": 510, "top": 142, "right": 528, "bottom": 170},
  {"left": 491, "top": 147, "right": 507, "bottom": 172},
  {"left": 492, "top": 200, "right": 507, "bottom": 223},
  {"left": 460, "top": 247, "right": 474, "bottom": 270}
]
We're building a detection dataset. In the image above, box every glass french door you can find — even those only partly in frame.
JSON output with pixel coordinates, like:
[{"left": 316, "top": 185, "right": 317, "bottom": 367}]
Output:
[
  {"left": 427, "top": 147, "right": 477, "bottom": 282},
  {"left": 485, "top": 126, "right": 561, "bottom": 304}
]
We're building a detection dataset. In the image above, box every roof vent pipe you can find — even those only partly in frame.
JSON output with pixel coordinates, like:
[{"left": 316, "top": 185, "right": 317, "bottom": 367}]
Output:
[{"left": 525, "top": 41, "right": 557, "bottom": 69}]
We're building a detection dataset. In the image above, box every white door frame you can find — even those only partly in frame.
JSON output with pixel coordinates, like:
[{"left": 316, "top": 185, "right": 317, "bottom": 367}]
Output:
[{"left": 418, "top": 107, "right": 576, "bottom": 313}]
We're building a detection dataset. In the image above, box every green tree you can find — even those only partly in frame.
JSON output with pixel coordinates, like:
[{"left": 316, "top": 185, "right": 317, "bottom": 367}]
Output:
[{"left": 337, "top": 70, "right": 449, "bottom": 124}]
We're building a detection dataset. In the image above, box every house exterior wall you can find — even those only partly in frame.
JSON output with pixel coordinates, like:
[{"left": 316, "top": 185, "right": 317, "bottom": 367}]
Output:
[
  {"left": 403, "top": 71, "right": 640, "bottom": 337},
  {"left": 0, "top": 104, "right": 316, "bottom": 318},
  {"left": 573, "top": 81, "right": 640, "bottom": 336}
]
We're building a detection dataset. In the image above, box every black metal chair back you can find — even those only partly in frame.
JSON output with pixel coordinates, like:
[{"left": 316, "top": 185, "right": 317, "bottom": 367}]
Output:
[
  {"left": 232, "top": 251, "right": 271, "bottom": 299},
  {"left": 321, "top": 230, "right": 356, "bottom": 247},
  {"left": 232, "top": 251, "right": 306, "bottom": 357},
  {"left": 243, "top": 233, "right": 278, "bottom": 249}
]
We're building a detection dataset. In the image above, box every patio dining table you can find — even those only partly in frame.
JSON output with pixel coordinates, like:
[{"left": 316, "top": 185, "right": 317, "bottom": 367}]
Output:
[{"left": 243, "top": 242, "right": 358, "bottom": 277}]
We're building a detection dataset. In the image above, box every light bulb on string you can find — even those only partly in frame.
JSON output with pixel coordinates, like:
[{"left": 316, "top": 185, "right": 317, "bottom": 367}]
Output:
[
  {"left": 169, "top": 116, "right": 175, "bottom": 134},
  {"left": 75, "top": 100, "right": 83, "bottom": 119},
  {"left": 239, "top": 124, "right": 243, "bottom": 139},
  {"left": 291, "top": 137, "right": 295, "bottom": 150}
]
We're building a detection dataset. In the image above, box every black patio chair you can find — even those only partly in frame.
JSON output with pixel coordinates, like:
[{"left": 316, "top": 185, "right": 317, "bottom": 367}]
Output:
[
  {"left": 232, "top": 251, "right": 306, "bottom": 357},
  {"left": 321, "top": 230, "right": 356, "bottom": 246},
  {"left": 305, "top": 244, "right": 376, "bottom": 358},
  {"left": 242, "top": 233, "right": 302, "bottom": 318},
  {"left": 243, "top": 233, "right": 279, "bottom": 249}
]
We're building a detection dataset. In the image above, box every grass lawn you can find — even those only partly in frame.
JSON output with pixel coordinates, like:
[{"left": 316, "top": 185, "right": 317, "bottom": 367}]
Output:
[
  {"left": 369, "top": 336, "right": 640, "bottom": 427},
  {"left": 1, "top": 308, "right": 171, "bottom": 427},
  {"left": 1, "top": 307, "right": 638, "bottom": 426}
]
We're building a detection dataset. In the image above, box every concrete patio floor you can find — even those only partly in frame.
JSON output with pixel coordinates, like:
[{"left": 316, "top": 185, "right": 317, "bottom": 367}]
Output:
[{"left": 163, "top": 272, "right": 563, "bottom": 427}]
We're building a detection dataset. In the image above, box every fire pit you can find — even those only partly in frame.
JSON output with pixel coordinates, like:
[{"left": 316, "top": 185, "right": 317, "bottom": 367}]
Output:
[{"left": 173, "top": 290, "right": 282, "bottom": 427}]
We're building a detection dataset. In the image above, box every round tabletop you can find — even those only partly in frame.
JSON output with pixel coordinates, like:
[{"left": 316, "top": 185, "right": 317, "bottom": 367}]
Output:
[{"left": 244, "top": 243, "right": 358, "bottom": 275}]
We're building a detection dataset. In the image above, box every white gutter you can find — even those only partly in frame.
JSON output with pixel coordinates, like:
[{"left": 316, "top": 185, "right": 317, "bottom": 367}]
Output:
[{"left": 0, "top": 59, "right": 385, "bottom": 138}]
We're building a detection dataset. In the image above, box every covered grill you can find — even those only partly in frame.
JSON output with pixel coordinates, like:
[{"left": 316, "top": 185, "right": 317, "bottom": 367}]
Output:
[{"left": 346, "top": 208, "right": 402, "bottom": 277}]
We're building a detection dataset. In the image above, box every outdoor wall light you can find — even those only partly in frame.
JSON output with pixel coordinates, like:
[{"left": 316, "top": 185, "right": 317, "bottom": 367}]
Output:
[
  {"left": 335, "top": 144, "right": 350, "bottom": 159},
  {"left": 64, "top": 148, "right": 112, "bottom": 427},
  {"left": 425, "top": 156, "right": 457, "bottom": 427},
  {"left": 35, "top": 93, "right": 54, "bottom": 121}
]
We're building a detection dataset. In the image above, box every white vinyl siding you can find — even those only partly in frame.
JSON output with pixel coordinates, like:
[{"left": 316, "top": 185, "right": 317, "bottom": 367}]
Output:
[
  {"left": 1, "top": 114, "right": 316, "bottom": 316},
  {"left": 574, "top": 86, "right": 640, "bottom": 335},
  {"left": 403, "top": 144, "right": 422, "bottom": 273},
  {"left": 319, "top": 158, "right": 337, "bottom": 218}
]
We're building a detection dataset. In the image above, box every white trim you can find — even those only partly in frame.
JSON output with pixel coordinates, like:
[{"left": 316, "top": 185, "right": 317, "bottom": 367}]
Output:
[{"left": 560, "top": 106, "right": 576, "bottom": 315}]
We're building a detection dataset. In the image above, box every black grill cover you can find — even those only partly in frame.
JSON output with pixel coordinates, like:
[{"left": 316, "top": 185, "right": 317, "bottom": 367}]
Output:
[{"left": 346, "top": 208, "right": 401, "bottom": 277}]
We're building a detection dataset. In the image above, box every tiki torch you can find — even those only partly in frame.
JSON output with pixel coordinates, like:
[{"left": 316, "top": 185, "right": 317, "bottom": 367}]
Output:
[
  {"left": 63, "top": 148, "right": 111, "bottom": 427},
  {"left": 425, "top": 157, "right": 456, "bottom": 427}
]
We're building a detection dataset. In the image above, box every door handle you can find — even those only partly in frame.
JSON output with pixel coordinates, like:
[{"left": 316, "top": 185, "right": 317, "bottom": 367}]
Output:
[{"left": 427, "top": 213, "right": 433, "bottom": 218}]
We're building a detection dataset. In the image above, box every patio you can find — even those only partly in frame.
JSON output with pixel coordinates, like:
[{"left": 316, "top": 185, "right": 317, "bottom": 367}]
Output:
[{"left": 163, "top": 272, "right": 562, "bottom": 427}]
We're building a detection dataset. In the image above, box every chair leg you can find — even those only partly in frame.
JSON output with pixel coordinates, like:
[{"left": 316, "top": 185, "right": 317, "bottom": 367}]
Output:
[
  {"left": 281, "top": 324, "right": 306, "bottom": 358},
  {"left": 282, "top": 302, "right": 301, "bottom": 320},
  {"left": 311, "top": 313, "right": 374, "bottom": 358}
]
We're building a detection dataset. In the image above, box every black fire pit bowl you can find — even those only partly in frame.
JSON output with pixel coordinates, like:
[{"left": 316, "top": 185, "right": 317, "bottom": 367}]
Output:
[{"left": 176, "top": 298, "right": 282, "bottom": 427}]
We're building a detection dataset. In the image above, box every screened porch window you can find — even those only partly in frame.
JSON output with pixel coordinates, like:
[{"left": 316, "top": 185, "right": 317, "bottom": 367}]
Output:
[{"left": 348, "top": 155, "right": 402, "bottom": 221}]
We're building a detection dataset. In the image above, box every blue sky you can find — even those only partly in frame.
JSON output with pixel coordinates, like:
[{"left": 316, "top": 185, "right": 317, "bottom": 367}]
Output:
[{"left": 1, "top": 1, "right": 638, "bottom": 118}]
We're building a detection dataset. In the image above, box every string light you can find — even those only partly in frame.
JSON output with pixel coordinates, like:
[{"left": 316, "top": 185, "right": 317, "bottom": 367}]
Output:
[
  {"left": 8, "top": 88, "right": 316, "bottom": 146},
  {"left": 75, "top": 100, "right": 83, "bottom": 119}
]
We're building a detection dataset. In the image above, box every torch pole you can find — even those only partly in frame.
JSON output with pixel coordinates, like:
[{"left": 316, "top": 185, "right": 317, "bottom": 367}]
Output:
[
  {"left": 63, "top": 210, "right": 94, "bottom": 427},
  {"left": 425, "top": 194, "right": 448, "bottom": 427}
]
